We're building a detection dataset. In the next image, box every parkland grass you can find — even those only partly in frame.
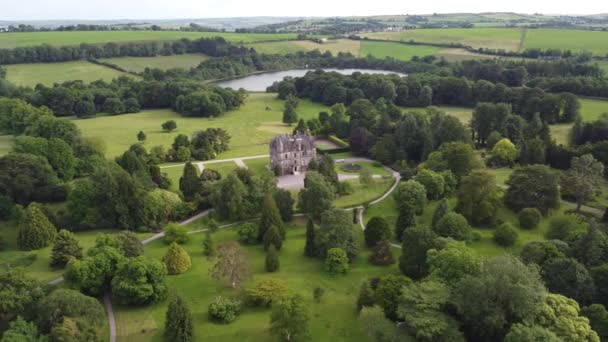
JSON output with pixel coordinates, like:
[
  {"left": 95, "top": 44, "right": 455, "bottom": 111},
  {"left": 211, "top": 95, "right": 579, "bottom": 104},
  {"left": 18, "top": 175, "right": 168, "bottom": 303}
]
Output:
[
  {"left": 98, "top": 53, "right": 208, "bottom": 73},
  {"left": 113, "top": 223, "right": 399, "bottom": 342},
  {"left": 74, "top": 93, "right": 328, "bottom": 158},
  {"left": 334, "top": 179, "right": 394, "bottom": 208},
  {"left": 359, "top": 40, "right": 442, "bottom": 61},
  {"left": 0, "top": 31, "right": 300, "bottom": 48},
  {"left": 5, "top": 60, "right": 138, "bottom": 87},
  {"left": 523, "top": 29, "right": 608, "bottom": 55}
]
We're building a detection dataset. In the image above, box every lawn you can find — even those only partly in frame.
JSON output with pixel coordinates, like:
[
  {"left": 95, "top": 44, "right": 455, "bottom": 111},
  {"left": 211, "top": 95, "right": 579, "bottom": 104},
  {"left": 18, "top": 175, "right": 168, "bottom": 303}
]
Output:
[
  {"left": 113, "top": 222, "right": 399, "bottom": 342},
  {"left": 401, "top": 105, "right": 473, "bottom": 124},
  {"left": 524, "top": 29, "right": 608, "bottom": 55},
  {"left": 334, "top": 179, "right": 394, "bottom": 208},
  {"left": 73, "top": 93, "right": 328, "bottom": 158},
  {"left": 249, "top": 39, "right": 360, "bottom": 56},
  {"left": 362, "top": 28, "right": 523, "bottom": 51},
  {"left": 579, "top": 98, "right": 608, "bottom": 121},
  {"left": 0, "top": 219, "right": 154, "bottom": 283},
  {"left": 243, "top": 157, "right": 270, "bottom": 175},
  {"left": 4, "top": 61, "right": 138, "bottom": 87},
  {"left": 98, "top": 53, "right": 208, "bottom": 73},
  {"left": 359, "top": 41, "right": 442, "bottom": 61},
  {"left": 335, "top": 161, "right": 390, "bottom": 177},
  {"left": 203, "top": 161, "right": 241, "bottom": 178},
  {"left": 0, "top": 135, "right": 14, "bottom": 156},
  {"left": 0, "top": 31, "right": 299, "bottom": 48}
]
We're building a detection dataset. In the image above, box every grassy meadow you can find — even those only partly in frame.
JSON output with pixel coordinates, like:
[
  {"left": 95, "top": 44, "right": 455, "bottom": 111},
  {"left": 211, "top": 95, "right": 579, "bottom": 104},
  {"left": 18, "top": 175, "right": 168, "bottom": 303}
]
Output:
[
  {"left": 113, "top": 222, "right": 399, "bottom": 342},
  {"left": 5, "top": 60, "right": 138, "bottom": 87},
  {"left": 74, "top": 93, "right": 328, "bottom": 159},
  {"left": 98, "top": 53, "right": 208, "bottom": 73},
  {"left": 249, "top": 39, "right": 361, "bottom": 56},
  {"left": 0, "top": 31, "right": 299, "bottom": 48},
  {"left": 359, "top": 41, "right": 442, "bottom": 60},
  {"left": 523, "top": 29, "right": 608, "bottom": 55}
]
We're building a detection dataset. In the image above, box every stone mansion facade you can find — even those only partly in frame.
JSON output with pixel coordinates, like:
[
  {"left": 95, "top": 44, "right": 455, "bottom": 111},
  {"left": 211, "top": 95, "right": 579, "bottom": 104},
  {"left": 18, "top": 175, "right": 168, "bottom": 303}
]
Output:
[{"left": 269, "top": 133, "right": 317, "bottom": 175}]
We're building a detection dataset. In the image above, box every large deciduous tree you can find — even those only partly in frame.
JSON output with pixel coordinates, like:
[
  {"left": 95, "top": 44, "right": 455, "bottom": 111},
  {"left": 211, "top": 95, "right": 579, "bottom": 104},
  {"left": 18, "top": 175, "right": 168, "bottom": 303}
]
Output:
[
  {"left": 111, "top": 256, "right": 168, "bottom": 305},
  {"left": 164, "top": 295, "right": 194, "bottom": 342},
  {"left": 298, "top": 171, "right": 335, "bottom": 221},
  {"left": 270, "top": 295, "right": 310, "bottom": 342},
  {"left": 561, "top": 154, "right": 604, "bottom": 211},
  {"left": 50, "top": 229, "right": 83, "bottom": 268},
  {"left": 399, "top": 225, "right": 436, "bottom": 279},
  {"left": 17, "top": 203, "right": 57, "bottom": 251},
  {"left": 315, "top": 209, "right": 359, "bottom": 260},
  {"left": 455, "top": 170, "right": 502, "bottom": 226},
  {"left": 210, "top": 241, "right": 251, "bottom": 288},
  {"left": 505, "top": 165, "right": 560, "bottom": 214}
]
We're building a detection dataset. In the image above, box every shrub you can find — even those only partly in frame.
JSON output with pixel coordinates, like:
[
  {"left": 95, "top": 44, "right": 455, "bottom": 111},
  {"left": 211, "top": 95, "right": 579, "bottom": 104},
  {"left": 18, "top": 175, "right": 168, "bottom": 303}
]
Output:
[
  {"left": 324, "top": 248, "right": 349, "bottom": 274},
  {"left": 313, "top": 287, "right": 325, "bottom": 303},
  {"left": 117, "top": 231, "right": 144, "bottom": 257},
  {"left": 265, "top": 245, "right": 280, "bottom": 272},
  {"left": 364, "top": 217, "right": 391, "bottom": 248},
  {"left": 237, "top": 223, "right": 257, "bottom": 245},
  {"left": 161, "top": 120, "right": 177, "bottom": 132},
  {"left": 50, "top": 229, "right": 83, "bottom": 268},
  {"left": 208, "top": 297, "right": 242, "bottom": 323},
  {"left": 414, "top": 169, "right": 445, "bottom": 200},
  {"left": 494, "top": 223, "right": 519, "bottom": 247},
  {"left": 434, "top": 212, "right": 471, "bottom": 241},
  {"left": 164, "top": 224, "right": 190, "bottom": 245},
  {"left": 369, "top": 240, "right": 395, "bottom": 266},
  {"left": 519, "top": 208, "right": 542, "bottom": 229},
  {"left": 244, "top": 280, "right": 288, "bottom": 307},
  {"left": 17, "top": 203, "right": 57, "bottom": 251},
  {"left": 163, "top": 242, "right": 192, "bottom": 275}
]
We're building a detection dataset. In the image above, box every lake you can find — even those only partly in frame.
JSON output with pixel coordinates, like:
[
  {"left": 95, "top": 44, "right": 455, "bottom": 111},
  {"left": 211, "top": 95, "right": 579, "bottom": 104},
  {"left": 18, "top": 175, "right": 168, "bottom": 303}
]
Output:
[{"left": 214, "top": 68, "right": 406, "bottom": 92}]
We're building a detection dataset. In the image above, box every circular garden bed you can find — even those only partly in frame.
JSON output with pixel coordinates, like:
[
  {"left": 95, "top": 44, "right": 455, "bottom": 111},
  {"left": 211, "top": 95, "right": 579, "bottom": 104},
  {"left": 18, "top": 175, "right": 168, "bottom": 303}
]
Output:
[{"left": 340, "top": 163, "right": 362, "bottom": 173}]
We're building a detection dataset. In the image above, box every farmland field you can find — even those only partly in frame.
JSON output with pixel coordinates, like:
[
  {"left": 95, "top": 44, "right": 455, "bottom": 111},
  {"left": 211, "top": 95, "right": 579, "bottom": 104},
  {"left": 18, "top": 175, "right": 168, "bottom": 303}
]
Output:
[
  {"left": 4, "top": 60, "right": 138, "bottom": 87},
  {"left": 523, "top": 29, "right": 608, "bottom": 55},
  {"left": 74, "top": 93, "right": 328, "bottom": 158},
  {"left": 362, "top": 28, "right": 523, "bottom": 51},
  {"left": 98, "top": 53, "right": 208, "bottom": 73},
  {"left": 0, "top": 31, "right": 299, "bottom": 48},
  {"left": 113, "top": 221, "right": 398, "bottom": 342},
  {"left": 359, "top": 40, "right": 441, "bottom": 60},
  {"left": 249, "top": 39, "right": 360, "bottom": 56}
]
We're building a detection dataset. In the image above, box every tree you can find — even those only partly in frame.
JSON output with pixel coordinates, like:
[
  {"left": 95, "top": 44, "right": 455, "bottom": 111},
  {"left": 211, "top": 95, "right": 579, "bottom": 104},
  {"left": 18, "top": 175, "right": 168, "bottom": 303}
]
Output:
[
  {"left": 274, "top": 189, "right": 294, "bottom": 222},
  {"left": 490, "top": 138, "right": 518, "bottom": 166},
  {"left": 505, "top": 165, "right": 560, "bottom": 214},
  {"left": 369, "top": 240, "right": 395, "bottom": 266},
  {"left": 164, "top": 295, "right": 193, "bottom": 342},
  {"left": 163, "top": 224, "right": 190, "bottom": 245},
  {"left": 452, "top": 256, "right": 546, "bottom": 341},
  {"left": 303, "top": 218, "right": 316, "bottom": 257},
  {"left": 258, "top": 193, "right": 285, "bottom": 242},
  {"left": 398, "top": 280, "right": 464, "bottom": 341},
  {"left": 202, "top": 231, "right": 215, "bottom": 258},
  {"left": 117, "top": 230, "right": 144, "bottom": 257},
  {"left": 50, "top": 229, "right": 83, "bottom": 268},
  {"left": 163, "top": 242, "right": 192, "bottom": 275},
  {"left": 519, "top": 208, "right": 541, "bottom": 229},
  {"left": 427, "top": 241, "right": 481, "bottom": 286},
  {"left": 374, "top": 275, "right": 412, "bottom": 320},
  {"left": 292, "top": 118, "right": 308, "bottom": 135},
  {"left": 176, "top": 146, "right": 191, "bottom": 162},
  {"left": 357, "top": 280, "right": 376, "bottom": 311},
  {"left": 399, "top": 225, "right": 436, "bottom": 279},
  {"left": 64, "top": 246, "right": 126, "bottom": 296},
  {"left": 36, "top": 288, "right": 105, "bottom": 333},
  {"left": 210, "top": 242, "right": 251, "bottom": 288},
  {"left": 162, "top": 120, "right": 177, "bottom": 132},
  {"left": 17, "top": 203, "right": 57, "bottom": 251},
  {"left": 298, "top": 171, "right": 335, "bottom": 221},
  {"left": 211, "top": 174, "right": 248, "bottom": 221},
  {"left": 179, "top": 162, "right": 201, "bottom": 201},
  {"left": 111, "top": 256, "right": 168, "bottom": 305},
  {"left": 137, "top": 130, "right": 146, "bottom": 142},
  {"left": 521, "top": 240, "right": 567, "bottom": 266},
  {"left": 282, "top": 102, "right": 298, "bottom": 125},
  {"left": 208, "top": 296, "right": 242, "bottom": 323},
  {"left": 430, "top": 142, "right": 479, "bottom": 179},
  {"left": 324, "top": 247, "right": 349, "bottom": 275},
  {"left": 504, "top": 324, "right": 560, "bottom": 342},
  {"left": 0, "top": 269, "right": 45, "bottom": 323},
  {"left": 315, "top": 209, "right": 359, "bottom": 260},
  {"left": 236, "top": 223, "right": 257, "bottom": 244},
  {"left": 263, "top": 225, "right": 282, "bottom": 251},
  {"left": 358, "top": 306, "right": 400, "bottom": 342},
  {"left": 393, "top": 180, "right": 427, "bottom": 240},
  {"left": 493, "top": 223, "right": 519, "bottom": 247},
  {"left": 456, "top": 170, "right": 502, "bottom": 226},
  {"left": 545, "top": 214, "right": 587, "bottom": 242},
  {"left": 265, "top": 244, "right": 280, "bottom": 272},
  {"left": 364, "top": 217, "right": 391, "bottom": 248},
  {"left": 434, "top": 212, "right": 471, "bottom": 241},
  {"left": 414, "top": 169, "right": 445, "bottom": 200},
  {"left": 581, "top": 304, "right": 608, "bottom": 341},
  {"left": 0, "top": 152, "right": 59, "bottom": 205},
  {"left": 1, "top": 317, "right": 45, "bottom": 342},
  {"left": 572, "top": 226, "right": 608, "bottom": 268},
  {"left": 534, "top": 294, "right": 599, "bottom": 342},
  {"left": 561, "top": 154, "right": 604, "bottom": 211},
  {"left": 541, "top": 257, "right": 596, "bottom": 306},
  {"left": 432, "top": 198, "right": 449, "bottom": 229},
  {"left": 270, "top": 295, "right": 310, "bottom": 342}
]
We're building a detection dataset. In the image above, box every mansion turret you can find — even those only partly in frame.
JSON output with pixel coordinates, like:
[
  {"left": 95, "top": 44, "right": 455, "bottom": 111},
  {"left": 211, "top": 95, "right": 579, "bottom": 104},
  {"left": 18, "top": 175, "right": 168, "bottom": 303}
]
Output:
[{"left": 269, "top": 133, "right": 316, "bottom": 175}]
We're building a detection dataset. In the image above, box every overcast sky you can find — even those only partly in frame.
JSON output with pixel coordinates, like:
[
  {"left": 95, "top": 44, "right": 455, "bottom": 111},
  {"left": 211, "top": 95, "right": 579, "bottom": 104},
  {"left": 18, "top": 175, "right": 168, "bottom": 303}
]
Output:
[{"left": 2, "top": 0, "right": 606, "bottom": 20}]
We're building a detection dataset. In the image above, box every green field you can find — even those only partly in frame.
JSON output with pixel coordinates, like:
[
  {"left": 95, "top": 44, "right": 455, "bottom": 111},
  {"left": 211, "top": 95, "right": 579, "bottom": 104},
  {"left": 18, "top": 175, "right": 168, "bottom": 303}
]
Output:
[
  {"left": 74, "top": 93, "right": 328, "bottom": 158},
  {"left": 0, "top": 31, "right": 299, "bottom": 48},
  {"left": 524, "top": 29, "right": 608, "bottom": 55},
  {"left": 335, "top": 161, "right": 390, "bottom": 177},
  {"left": 5, "top": 61, "right": 137, "bottom": 87},
  {"left": 98, "top": 53, "right": 208, "bottom": 73},
  {"left": 359, "top": 41, "right": 441, "bottom": 60},
  {"left": 363, "top": 28, "right": 523, "bottom": 51},
  {"left": 244, "top": 157, "right": 271, "bottom": 175},
  {"left": 249, "top": 39, "right": 360, "bottom": 56},
  {"left": 113, "top": 222, "right": 398, "bottom": 342},
  {"left": 0, "top": 135, "right": 14, "bottom": 156},
  {"left": 334, "top": 179, "right": 394, "bottom": 208}
]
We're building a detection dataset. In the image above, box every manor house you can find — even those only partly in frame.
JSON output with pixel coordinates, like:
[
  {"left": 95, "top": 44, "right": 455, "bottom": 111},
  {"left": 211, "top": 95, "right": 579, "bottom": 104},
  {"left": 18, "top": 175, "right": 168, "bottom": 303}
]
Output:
[{"left": 269, "top": 133, "right": 316, "bottom": 175}]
